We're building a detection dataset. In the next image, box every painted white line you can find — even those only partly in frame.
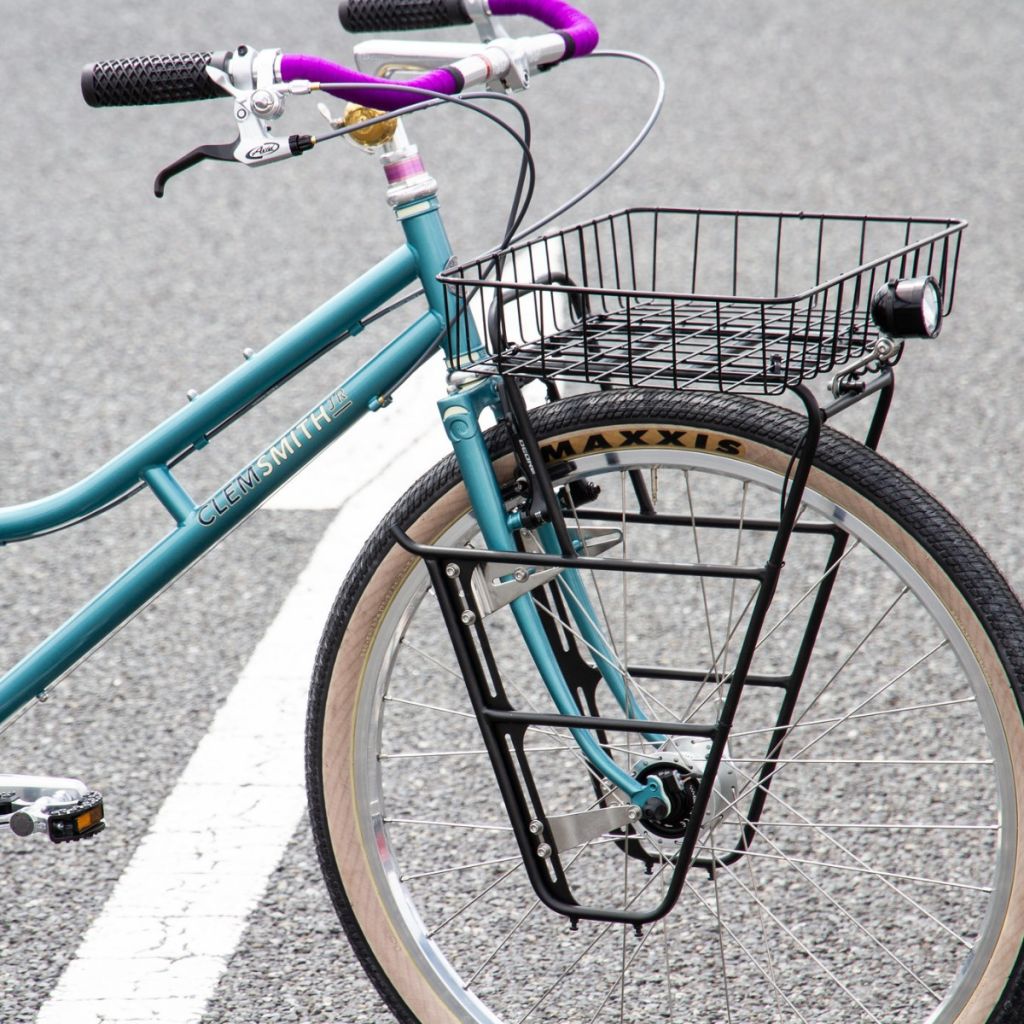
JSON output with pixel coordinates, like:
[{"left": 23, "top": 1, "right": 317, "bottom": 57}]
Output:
[{"left": 35, "top": 371, "right": 449, "bottom": 1024}]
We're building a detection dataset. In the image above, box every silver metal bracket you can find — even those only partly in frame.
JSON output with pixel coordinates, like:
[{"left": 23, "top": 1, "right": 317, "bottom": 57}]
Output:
[
  {"left": 470, "top": 528, "right": 622, "bottom": 616},
  {"left": 465, "top": 0, "right": 505, "bottom": 42},
  {"left": 829, "top": 335, "right": 904, "bottom": 399},
  {"left": 206, "top": 59, "right": 297, "bottom": 168},
  {"left": 547, "top": 803, "right": 640, "bottom": 853}
]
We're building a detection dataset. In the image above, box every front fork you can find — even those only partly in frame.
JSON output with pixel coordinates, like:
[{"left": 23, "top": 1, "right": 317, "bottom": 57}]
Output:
[{"left": 436, "top": 378, "right": 669, "bottom": 815}]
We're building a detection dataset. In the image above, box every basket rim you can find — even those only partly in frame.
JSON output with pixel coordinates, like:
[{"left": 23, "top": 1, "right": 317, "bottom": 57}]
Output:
[{"left": 438, "top": 206, "right": 969, "bottom": 307}]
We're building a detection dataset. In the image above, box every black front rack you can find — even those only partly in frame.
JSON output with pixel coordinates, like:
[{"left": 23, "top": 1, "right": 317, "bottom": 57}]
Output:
[{"left": 440, "top": 207, "right": 966, "bottom": 394}]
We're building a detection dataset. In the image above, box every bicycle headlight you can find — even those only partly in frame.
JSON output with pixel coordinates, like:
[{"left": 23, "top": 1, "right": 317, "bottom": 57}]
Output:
[{"left": 870, "top": 276, "right": 943, "bottom": 338}]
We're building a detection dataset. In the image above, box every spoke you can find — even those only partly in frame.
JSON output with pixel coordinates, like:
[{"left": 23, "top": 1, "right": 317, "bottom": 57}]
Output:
[
  {"left": 401, "top": 853, "right": 523, "bottom": 881},
  {"left": 618, "top": 480, "right": 632, "bottom": 1024},
  {"left": 712, "top": 859, "right": 887, "bottom": 1022},
  {"left": 722, "top": 759, "right": 974, "bottom": 946},
  {"left": 730, "top": 696, "right": 977, "bottom": 739},
  {"left": 462, "top": 831, "right": 614, "bottom": 974},
  {"left": 774, "top": 586, "right": 910, "bottom": 742},
  {"left": 723, "top": 844, "right": 993, "bottom": 895},
  {"left": 384, "top": 694, "right": 475, "bottom": 720},
  {"left": 538, "top": 583, "right": 676, "bottom": 728},
  {"left": 661, "top": 913, "right": 677, "bottom": 1022},
  {"left": 430, "top": 862, "right": 523, "bottom": 937},
  {"left": 727, "top": 757, "right": 994, "bottom": 767},
  {"left": 685, "top": 469, "right": 724, "bottom": 694},
  {"left": 679, "top": 588, "right": 761, "bottom": 722},
  {"left": 584, "top": 919, "right": 658, "bottom": 1024},
  {"left": 515, "top": 859, "right": 672, "bottom": 1024},
  {"left": 465, "top": 892, "right": 544, "bottom": 986},
  {"left": 742, "top": 838, "right": 785, "bottom": 1023},
  {"left": 753, "top": 820, "right": 998, "bottom": 833},
  {"left": 772, "top": 637, "right": 949, "bottom": 769},
  {"left": 709, "top": 823, "right": 735, "bottom": 1024},
  {"left": 739, "top": 820, "right": 944, "bottom": 999},
  {"left": 720, "top": 638, "right": 951, "bottom": 813},
  {"left": 687, "top": 578, "right": 907, "bottom": 749},
  {"left": 720, "top": 481, "right": 750, "bottom": 685},
  {"left": 380, "top": 744, "right": 566, "bottom": 760},
  {"left": 385, "top": 817, "right": 512, "bottom": 832},
  {"left": 399, "top": 638, "right": 465, "bottom": 683},
  {"left": 684, "top": 881, "right": 810, "bottom": 1023},
  {"left": 756, "top": 536, "right": 863, "bottom": 648},
  {"left": 678, "top": 536, "right": 861, "bottom": 725},
  {"left": 499, "top": 671, "right": 627, "bottom": 794}
]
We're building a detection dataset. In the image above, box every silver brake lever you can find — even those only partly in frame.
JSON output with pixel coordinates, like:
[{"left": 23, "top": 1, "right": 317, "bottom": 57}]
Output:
[{"left": 153, "top": 60, "right": 315, "bottom": 197}]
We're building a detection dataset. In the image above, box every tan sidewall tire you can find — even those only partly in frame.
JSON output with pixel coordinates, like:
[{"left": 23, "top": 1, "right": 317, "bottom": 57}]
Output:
[{"left": 311, "top": 394, "right": 1024, "bottom": 1024}]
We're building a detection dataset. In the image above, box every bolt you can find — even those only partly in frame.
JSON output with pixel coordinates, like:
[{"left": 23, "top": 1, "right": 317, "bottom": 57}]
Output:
[
  {"left": 242, "top": 347, "right": 255, "bottom": 360},
  {"left": 460, "top": 610, "right": 476, "bottom": 626},
  {"left": 186, "top": 389, "right": 199, "bottom": 402},
  {"left": 536, "top": 843, "right": 551, "bottom": 859},
  {"left": 528, "top": 819, "right": 544, "bottom": 835},
  {"left": 252, "top": 90, "right": 276, "bottom": 115},
  {"left": 445, "top": 564, "right": 460, "bottom": 579},
  {"left": 513, "top": 567, "right": 529, "bottom": 583},
  {"left": 627, "top": 806, "right": 641, "bottom": 822}
]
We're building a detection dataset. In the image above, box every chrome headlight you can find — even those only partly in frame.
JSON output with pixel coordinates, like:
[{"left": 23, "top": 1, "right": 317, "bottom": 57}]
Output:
[{"left": 870, "top": 276, "right": 943, "bottom": 338}]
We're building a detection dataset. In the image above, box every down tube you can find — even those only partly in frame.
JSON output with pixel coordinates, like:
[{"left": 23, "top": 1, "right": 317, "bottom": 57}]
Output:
[{"left": 0, "top": 312, "right": 443, "bottom": 727}]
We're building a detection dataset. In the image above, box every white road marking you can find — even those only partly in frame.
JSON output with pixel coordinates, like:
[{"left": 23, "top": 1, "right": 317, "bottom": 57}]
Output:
[{"left": 35, "top": 366, "right": 451, "bottom": 1024}]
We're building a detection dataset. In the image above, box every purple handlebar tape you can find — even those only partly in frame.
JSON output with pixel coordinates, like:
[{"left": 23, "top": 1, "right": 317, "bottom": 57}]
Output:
[
  {"left": 489, "top": 0, "right": 599, "bottom": 57},
  {"left": 280, "top": 0, "right": 597, "bottom": 111},
  {"left": 280, "top": 55, "right": 462, "bottom": 111}
]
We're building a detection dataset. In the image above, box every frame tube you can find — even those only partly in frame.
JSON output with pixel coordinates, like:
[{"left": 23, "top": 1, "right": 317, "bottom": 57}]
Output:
[
  {"left": 0, "top": 311, "right": 443, "bottom": 726},
  {"left": 0, "top": 244, "right": 420, "bottom": 542}
]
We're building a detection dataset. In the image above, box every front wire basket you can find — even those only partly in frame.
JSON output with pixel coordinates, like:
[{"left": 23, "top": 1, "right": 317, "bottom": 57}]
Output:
[{"left": 440, "top": 208, "right": 966, "bottom": 394}]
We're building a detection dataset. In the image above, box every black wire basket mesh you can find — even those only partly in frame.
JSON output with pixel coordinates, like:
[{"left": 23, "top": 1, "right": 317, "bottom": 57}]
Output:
[{"left": 439, "top": 208, "right": 966, "bottom": 394}]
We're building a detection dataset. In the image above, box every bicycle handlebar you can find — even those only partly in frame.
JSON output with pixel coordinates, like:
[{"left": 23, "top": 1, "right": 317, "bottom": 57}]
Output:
[{"left": 81, "top": 0, "right": 598, "bottom": 111}]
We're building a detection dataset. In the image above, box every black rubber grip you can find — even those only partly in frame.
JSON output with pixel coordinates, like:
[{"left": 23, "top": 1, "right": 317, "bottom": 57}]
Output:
[
  {"left": 82, "top": 51, "right": 232, "bottom": 107},
  {"left": 338, "top": 0, "right": 471, "bottom": 32}
]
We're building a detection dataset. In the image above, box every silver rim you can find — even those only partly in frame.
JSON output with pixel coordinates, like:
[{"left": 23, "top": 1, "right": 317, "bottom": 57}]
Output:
[{"left": 345, "top": 446, "right": 1018, "bottom": 1024}]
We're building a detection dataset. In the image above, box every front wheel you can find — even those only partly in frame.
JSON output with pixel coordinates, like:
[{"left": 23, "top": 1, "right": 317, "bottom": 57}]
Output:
[{"left": 307, "top": 388, "right": 1024, "bottom": 1024}]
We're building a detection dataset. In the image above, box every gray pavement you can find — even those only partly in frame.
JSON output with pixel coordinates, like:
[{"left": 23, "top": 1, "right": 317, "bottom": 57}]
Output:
[{"left": 2, "top": 2, "right": 1024, "bottom": 1022}]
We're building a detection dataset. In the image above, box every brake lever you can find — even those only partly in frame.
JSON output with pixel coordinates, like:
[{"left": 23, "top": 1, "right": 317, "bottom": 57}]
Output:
[
  {"left": 154, "top": 140, "right": 237, "bottom": 198},
  {"left": 154, "top": 62, "right": 314, "bottom": 197}
]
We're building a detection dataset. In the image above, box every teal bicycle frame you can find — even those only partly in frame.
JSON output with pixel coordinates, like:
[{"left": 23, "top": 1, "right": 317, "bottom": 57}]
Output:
[{"left": 0, "top": 186, "right": 664, "bottom": 810}]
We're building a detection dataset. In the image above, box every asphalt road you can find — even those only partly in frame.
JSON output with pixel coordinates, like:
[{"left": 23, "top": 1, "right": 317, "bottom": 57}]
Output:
[{"left": 2, "top": 2, "right": 1023, "bottom": 1022}]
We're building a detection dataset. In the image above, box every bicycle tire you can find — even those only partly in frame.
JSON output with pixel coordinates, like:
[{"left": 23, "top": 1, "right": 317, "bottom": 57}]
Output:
[{"left": 307, "top": 387, "right": 1024, "bottom": 1024}]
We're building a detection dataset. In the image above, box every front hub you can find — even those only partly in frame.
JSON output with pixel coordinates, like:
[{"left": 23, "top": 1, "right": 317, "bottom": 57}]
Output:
[
  {"left": 636, "top": 760, "right": 700, "bottom": 839},
  {"left": 635, "top": 741, "right": 740, "bottom": 844}
]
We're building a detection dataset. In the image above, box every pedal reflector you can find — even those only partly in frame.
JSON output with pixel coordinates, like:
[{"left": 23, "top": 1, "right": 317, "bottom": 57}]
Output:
[{"left": 47, "top": 792, "right": 105, "bottom": 843}]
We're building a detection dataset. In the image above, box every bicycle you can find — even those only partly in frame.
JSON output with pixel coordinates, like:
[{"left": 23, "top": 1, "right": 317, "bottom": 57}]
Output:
[{"left": 3, "top": 2, "right": 1024, "bottom": 1023}]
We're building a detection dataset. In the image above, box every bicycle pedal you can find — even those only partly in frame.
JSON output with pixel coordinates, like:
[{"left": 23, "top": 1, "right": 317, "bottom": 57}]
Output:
[
  {"left": 40, "top": 791, "right": 105, "bottom": 843},
  {"left": 0, "top": 773, "right": 106, "bottom": 843}
]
